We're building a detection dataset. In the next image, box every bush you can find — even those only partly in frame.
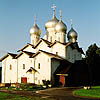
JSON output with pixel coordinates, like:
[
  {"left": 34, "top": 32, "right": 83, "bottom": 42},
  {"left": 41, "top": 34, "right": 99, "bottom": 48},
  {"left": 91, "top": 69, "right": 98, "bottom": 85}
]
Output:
[{"left": 42, "top": 80, "right": 51, "bottom": 88}]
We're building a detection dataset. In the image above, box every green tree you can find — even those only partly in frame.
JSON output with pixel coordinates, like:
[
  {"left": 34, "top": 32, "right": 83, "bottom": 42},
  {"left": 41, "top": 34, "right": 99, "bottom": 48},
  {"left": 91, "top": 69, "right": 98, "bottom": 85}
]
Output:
[
  {"left": 96, "top": 48, "right": 100, "bottom": 56},
  {"left": 85, "top": 43, "right": 100, "bottom": 86}
]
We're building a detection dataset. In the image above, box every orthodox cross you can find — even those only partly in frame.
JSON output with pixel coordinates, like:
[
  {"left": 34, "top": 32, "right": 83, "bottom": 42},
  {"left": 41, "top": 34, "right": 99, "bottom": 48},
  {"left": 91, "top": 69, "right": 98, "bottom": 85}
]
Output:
[
  {"left": 51, "top": 4, "right": 56, "bottom": 16},
  {"left": 59, "top": 10, "right": 62, "bottom": 21},
  {"left": 70, "top": 19, "right": 73, "bottom": 28},
  {"left": 34, "top": 15, "right": 36, "bottom": 25}
]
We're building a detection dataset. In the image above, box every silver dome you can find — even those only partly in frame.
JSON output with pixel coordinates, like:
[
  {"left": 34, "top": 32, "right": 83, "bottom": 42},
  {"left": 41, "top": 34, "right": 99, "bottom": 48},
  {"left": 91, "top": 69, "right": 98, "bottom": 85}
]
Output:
[
  {"left": 45, "top": 16, "right": 59, "bottom": 29},
  {"left": 55, "top": 20, "right": 67, "bottom": 33},
  {"left": 30, "top": 24, "right": 41, "bottom": 36},
  {"left": 67, "top": 28, "right": 78, "bottom": 43}
]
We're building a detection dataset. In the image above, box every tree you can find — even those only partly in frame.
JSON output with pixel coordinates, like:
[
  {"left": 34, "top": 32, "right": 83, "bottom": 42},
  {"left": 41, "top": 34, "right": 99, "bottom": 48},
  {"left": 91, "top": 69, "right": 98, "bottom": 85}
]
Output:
[
  {"left": 96, "top": 48, "right": 100, "bottom": 56},
  {"left": 85, "top": 43, "right": 100, "bottom": 86}
]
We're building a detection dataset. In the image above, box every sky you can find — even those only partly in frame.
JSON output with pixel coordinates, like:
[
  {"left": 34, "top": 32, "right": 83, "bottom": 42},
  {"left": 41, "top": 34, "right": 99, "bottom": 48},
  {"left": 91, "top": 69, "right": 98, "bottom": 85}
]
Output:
[{"left": 0, "top": 0, "right": 100, "bottom": 65}]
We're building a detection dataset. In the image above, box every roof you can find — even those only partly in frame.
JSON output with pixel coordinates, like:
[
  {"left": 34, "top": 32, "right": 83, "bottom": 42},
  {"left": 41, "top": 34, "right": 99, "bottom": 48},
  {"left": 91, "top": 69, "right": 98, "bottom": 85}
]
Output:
[
  {"left": 70, "top": 42, "right": 84, "bottom": 54},
  {"left": 15, "top": 51, "right": 35, "bottom": 58},
  {"left": 48, "top": 41, "right": 70, "bottom": 47},
  {"left": 31, "top": 50, "right": 66, "bottom": 60},
  {"left": 34, "top": 38, "right": 52, "bottom": 48},
  {"left": 17, "top": 39, "right": 71, "bottom": 52},
  {"left": 0, "top": 53, "right": 17, "bottom": 62},
  {"left": 54, "top": 60, "right": 72, "bottom": 75},
  {"left": 26, "top": 67, "right": 38, "bottom": 73},
  {"left": 17, "top": 43, "right": 34, "bottom": 52}
]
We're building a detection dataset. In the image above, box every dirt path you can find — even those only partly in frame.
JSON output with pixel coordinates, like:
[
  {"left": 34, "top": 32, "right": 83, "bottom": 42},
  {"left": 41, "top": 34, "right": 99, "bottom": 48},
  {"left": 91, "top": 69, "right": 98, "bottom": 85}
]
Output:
[{"left": 0, "top": 87, "right": 99, "bottom": 100}]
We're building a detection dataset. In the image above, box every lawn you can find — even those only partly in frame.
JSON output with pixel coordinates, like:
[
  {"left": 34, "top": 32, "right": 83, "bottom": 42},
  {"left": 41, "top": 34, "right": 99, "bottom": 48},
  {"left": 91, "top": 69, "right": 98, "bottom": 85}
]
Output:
[
  {"left": 0, "top": 92, "right": 49, "bottom": 100},
  {"left": 73, "top": 86, "right": 100, "bottom": 98}
]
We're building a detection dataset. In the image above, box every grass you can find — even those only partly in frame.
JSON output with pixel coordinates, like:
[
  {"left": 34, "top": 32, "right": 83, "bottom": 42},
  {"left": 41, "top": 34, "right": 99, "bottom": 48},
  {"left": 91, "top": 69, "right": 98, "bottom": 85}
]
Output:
[
  {"left": 0, "top": 92, "right": 49, "bottom": 100},
  {"left": 73, "top": 86, "right": 100, "bottom": 98}
]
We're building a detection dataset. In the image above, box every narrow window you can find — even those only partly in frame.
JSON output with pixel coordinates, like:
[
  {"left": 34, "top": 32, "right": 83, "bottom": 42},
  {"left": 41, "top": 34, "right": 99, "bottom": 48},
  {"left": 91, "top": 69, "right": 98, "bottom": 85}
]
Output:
[
  {"left": 38, "top": 80, "right": 40, "bottom": 84},
  {"left": 56, "top": 52, "right": 58, "bottom": 55},
  {"left": 9, "top": 64, "right": 12, "bottom": 70},
  {"left": 38, "top": 63, "right": 40, "bottom": 69},
  {"left": 50, "top": 36, "right": 52, "bottom": 42},
  {"left": 23, "top": 64, "right": 25, "bottom": 69}
]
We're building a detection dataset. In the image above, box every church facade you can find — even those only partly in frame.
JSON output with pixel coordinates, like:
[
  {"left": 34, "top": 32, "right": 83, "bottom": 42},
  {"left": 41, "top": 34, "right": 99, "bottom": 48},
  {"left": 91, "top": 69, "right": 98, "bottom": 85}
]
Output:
[{"left": 0, "top": 6, "right": 84, "bottom": 86}]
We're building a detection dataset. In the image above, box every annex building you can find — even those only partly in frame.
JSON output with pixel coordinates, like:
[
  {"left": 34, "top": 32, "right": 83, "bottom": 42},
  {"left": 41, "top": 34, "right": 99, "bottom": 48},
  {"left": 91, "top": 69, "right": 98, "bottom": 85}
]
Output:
[{"left": 0, "top": 6, "right": 84, "bottom": 86}]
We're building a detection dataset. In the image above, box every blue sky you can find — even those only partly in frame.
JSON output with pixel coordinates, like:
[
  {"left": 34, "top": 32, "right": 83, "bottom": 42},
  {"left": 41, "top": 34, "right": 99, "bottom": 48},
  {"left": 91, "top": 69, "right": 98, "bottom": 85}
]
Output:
[{"left": 0, "top": 0, "right": 100, "bottom": 60}]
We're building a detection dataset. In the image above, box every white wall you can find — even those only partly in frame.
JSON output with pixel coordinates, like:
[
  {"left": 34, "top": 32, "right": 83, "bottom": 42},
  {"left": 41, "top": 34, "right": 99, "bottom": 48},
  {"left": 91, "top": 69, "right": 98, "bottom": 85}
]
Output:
[
  {"left": 46, "top": 28, "right": 56, "bottom": 43},
  {"left": 33, "top": 52, "right": 51, "bottom": 85},
  {"left": 56, "top": 32, "right": 66, "bottom": 43},
  {"left": 51, "top": 43, "right": 66, "bottom": 58},
  {"left": 2, "top": 56, "right": 17, "bottom": 83},
  {"left": 23, "top": 45, "right": 35, "bottom": 53},
  {"left": 17, "top": 53, "right": 34, "bottom": 83},
  {"left": 35, "top": 41, "right": 51, "bottom": 53}
]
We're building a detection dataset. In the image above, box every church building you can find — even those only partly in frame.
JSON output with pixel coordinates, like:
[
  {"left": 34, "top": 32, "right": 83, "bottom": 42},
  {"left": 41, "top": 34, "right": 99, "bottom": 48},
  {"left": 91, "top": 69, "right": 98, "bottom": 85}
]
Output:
[{"left": 0, "top": 6, "right": 84, "bottom": 86}]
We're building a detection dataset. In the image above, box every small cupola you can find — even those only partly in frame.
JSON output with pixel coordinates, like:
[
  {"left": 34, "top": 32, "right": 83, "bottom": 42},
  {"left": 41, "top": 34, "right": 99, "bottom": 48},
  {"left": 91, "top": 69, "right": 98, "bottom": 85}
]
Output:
[
  {"left": 30, "top": 16, "right": 41, "bottom": 36},
  {"left": 67, "top": 19, "right": 78, "bottom": 43}
]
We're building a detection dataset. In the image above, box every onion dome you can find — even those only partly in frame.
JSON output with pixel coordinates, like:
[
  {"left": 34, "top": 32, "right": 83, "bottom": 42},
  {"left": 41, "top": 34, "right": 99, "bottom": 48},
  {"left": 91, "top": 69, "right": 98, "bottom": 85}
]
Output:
[
  {"left": 67, "top": 19, "right": 77, "bottom": 43},
  {"left": 45, "top": 16, "right": 59, "bottom": 29},
  {"left": 45, "top": 4, "right": 59, "bottom": 29},
  {"left": 30, "top": 16, "right": 41, "bottom": 36},
  {"left": 55, "top": 10, "right": 67, "bottom": 33}
]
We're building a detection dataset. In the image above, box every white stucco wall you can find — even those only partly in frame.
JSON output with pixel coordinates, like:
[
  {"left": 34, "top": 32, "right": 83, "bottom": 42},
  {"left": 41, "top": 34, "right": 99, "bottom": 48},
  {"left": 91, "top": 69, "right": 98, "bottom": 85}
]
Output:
[
  {"left": 56, "top": 32, "right": 66, "bottom": 43},
  {"left": 2, "top": 56, "right": 17, "bottom": 83},
  {"left": 35, "top": 41, "right": 51, "bottom": 53},
  {"left": 51, "top": 43, "right": 66, "bottom": 58},
  {"left": 17, "top": 53, "right": 34, "bottom": 83},
  {"left": 47, "top": 28, "right": 56, "bottom": 43},
  {"left": 30, "top": 34, "right": 40, "bottom": 46},
  {"left": 33, "top": 52, "right": 51, "bottom": 85},
  {"left": 23, "top": 45, "right": 35, "bottom": 53}
]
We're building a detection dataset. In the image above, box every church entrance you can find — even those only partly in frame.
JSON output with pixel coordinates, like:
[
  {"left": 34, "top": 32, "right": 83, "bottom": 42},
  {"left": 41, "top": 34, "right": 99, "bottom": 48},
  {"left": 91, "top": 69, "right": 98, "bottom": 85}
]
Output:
[
  {"left": 21, "top": 77, "right": 27, "bottom": 83},
  {"left": 59, "top": 75, "right": 65, "bottom": 86},
  {"left": 56, "top": 74, "right": 68, "bottom": 86}
]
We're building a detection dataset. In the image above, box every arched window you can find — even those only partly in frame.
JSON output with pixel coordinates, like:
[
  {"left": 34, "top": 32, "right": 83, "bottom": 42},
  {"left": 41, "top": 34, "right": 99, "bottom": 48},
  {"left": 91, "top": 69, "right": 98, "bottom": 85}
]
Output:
[
  {"left": 50, "top": 36, "right": 52, "bottom": 42},
  {"left": 38, "top": 63, "right": 40, "bottom": 69},
  {"left": 9, "top": 64, "right": 12, "bottom": 70},
  {"left": 56, "top": 52, "right": 58, "bottom": 55},
  {"left": 23, "top": 64, "right": 25, "bottom": 69}
]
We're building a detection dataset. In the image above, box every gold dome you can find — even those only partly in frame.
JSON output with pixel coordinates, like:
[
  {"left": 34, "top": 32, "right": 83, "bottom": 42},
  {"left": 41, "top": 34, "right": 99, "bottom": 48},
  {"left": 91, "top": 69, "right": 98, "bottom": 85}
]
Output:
[
  {"left": 67, "top": 28, "right": 77, "bottom": 42},
  {"left": 45, "top": 16, "right": 59, "bottom": 29},
  {"left": 55, "top": 20, "right": 67, "bottom": 33},
  {"left": 30, "top": 24, "right": 41, "bottom": 36}
]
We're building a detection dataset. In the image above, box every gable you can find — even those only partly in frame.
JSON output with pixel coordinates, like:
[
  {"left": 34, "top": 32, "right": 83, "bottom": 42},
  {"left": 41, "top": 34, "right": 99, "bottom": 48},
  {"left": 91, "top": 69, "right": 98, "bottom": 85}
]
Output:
[
  {"left": 17, "top": 43, "right": 34, "bottom": 52},
  {"left": 67, "top": 43, "right": 84, "bottom": 54},
  {"left": 0, "top": 53, "right": 17, "bottom": 62},
  {"left": 16, "top": 51, "right": 34, "bottom": 59},
  {"left": 34, "top": 40, "right": 50, "bottom": 52}
]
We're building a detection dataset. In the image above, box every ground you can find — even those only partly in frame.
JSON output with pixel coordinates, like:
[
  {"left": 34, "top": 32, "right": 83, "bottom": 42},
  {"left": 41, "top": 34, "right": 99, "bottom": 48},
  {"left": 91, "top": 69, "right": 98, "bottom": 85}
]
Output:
[{"left": 0, "top": 87, "right": 99, "bottom": 100}]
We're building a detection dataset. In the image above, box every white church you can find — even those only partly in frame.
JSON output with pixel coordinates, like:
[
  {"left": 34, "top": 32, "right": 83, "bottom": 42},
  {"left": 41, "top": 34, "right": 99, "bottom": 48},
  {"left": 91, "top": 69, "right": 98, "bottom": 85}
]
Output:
[{"left": 0, "top": 6, "right": 84, "bottom": 86}]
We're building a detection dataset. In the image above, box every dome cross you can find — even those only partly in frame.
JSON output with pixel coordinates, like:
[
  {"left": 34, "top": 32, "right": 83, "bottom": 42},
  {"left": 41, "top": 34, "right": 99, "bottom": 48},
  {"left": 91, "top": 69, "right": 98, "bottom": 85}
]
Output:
[
  {"left": 59, "top": 10, "right": 62, "bottom": 21},
  {"left": 51, "top": 4, "right": 56, "bottom": 17},
  {"left": 70, "top": 19, "right": 73, "bottom": 28},
  {"left": 34, "top": 15, "right": 36, "bottom": 25}
]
